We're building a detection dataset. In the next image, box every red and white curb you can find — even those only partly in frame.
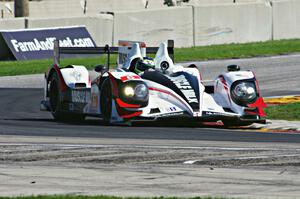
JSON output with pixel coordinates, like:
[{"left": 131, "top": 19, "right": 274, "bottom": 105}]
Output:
[{"left": 249, "top": 95, "right": 300, "bottom": 133}]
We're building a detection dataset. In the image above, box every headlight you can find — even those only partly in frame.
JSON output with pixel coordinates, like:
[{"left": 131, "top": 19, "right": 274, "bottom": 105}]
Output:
[
  {"left": 231, "top": 81, "right": 257, "bottom": 106},
  {"left": 124, "top": 86, "right": 135, "bottom": 97},
  {"left": 134, "top": 84, "right": 148, "bottom": 99},
  {"left": 123, "top": 83, "right": 148, "bottom": 100}
]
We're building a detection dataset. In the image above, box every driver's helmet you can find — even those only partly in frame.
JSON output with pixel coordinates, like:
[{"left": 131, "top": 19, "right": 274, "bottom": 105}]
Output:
[{"left": 134, "top": 57, "right": 155, "bottom": 74}]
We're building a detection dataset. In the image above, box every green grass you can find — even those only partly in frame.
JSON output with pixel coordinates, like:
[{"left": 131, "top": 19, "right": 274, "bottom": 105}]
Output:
[
  {"left": 0, "top": 55, "right": 118, "bottom": 77},
  {"left": 1, "top": 39, "right": 300, "bottom": 76},
  {"left": 265, "top": 103, "right": 300, "bottom": 121},
  {"left": 0, "top": 196, "right": 230, "bottom": 199},
  {"left": 174, "top": 39, "right": 300, "bottom": 62}
]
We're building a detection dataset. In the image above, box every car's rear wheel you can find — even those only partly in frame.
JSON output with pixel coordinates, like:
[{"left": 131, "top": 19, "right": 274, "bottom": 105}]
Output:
[
  {"left": 49, "top": 73, "right": 63, "bottom": 120},
  {"left": 49, "top": 73, "right": 85, "bottom": 122},
  {"left": 100, "top": 79, "right": 112, "bottom": 124}
]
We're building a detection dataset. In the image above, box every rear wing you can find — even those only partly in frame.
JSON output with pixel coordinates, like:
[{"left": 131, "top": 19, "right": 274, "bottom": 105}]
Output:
[
  {"left": 53, "top": 40, "right": 118, "bottom": 68},
  {"left": 53, "top": 39, "right": 174, "bottom": 69}
]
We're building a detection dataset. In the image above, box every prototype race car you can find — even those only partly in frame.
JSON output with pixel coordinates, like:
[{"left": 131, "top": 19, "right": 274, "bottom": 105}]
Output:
[{"left": 40, "top": 40, "right": 266, "bottom": 126}]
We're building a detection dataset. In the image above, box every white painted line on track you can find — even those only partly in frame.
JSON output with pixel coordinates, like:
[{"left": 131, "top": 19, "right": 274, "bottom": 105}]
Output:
[
  {"left": 1, "top": 143, "right": 300, "bottom": 151},
  {"left": 183, "top": 160, "right": 198, "bottom": 164}
]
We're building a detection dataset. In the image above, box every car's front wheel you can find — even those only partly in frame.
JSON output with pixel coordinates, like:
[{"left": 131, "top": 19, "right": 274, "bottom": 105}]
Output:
[{"left": 100, "top": 79, "right": 112, "bottom": 124}]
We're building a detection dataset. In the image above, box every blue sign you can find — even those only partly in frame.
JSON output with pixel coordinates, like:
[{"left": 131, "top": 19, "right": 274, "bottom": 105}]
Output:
[{"left": 0, "top": 26, "right": 96, "bottom": 60}]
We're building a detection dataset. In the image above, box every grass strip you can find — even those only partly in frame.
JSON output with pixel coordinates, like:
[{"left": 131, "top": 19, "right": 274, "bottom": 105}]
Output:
[
  {"left": 265, "top": 103, "right": 300, "bottom": 121},
  {"left": 1, "top": 39, "right": 300, "bottom": 77},
  {"left": 0, "top": 56, "right": 117, "bottom": 77},
  {"left": 175, "top": 39, "right": 300, "bottom": 62}
]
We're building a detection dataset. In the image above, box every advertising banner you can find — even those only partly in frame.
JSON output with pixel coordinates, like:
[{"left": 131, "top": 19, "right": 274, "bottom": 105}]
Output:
[{"left": 0, "top": 26, "right": 96, "bottom": 60}]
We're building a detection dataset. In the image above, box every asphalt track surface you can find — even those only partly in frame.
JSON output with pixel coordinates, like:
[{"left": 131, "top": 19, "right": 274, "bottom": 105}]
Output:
[
  {"left": 0, "top": 54, "right": 300, "bottom": 143},
  {"left": 1, "top": 87, "right": 300, "bottom": 143}
]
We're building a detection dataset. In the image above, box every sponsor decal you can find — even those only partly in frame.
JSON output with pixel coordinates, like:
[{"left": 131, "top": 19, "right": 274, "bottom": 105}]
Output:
[
  {"left": 120, "top": 75, "right": 140, "bottom": 82},
  {"left": 70, "top": 71, "right": 82, "bottom": 81},
  {"left": 0, "top": 26, "right": 96, "bottom": 60},
  {"left": 168, "top": 75, "right": 198, "bottom": 104},
  {"left": 165, "top": 107, "right": 177, "bottom": 112},
  {"left": 160, "top": 112, "right": 185, "bottom": 117},
  {"left": 193, "top": 112, "right": 202, "bottom": 117},
  {"left": 71, "top": 90, "right": 89, "bottom": 103},
  {"left": 170, "top": 107, "right": 176, "bottom": 111},
  {"left": 203, "top": 111, "right": 228, "bottom": 116},
  {"left": 10, "top": 37, "right": 94, "bottom": 53}
]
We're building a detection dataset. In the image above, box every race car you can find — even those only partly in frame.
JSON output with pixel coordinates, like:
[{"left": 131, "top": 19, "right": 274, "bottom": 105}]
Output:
[{"left": 40, "top": 40, "right": 266, "bottom": 126}]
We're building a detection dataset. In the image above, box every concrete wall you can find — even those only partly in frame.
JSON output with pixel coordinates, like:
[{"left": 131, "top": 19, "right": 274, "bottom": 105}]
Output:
[
  {"left": 187, "top": 0, "right": 266, "bottom": 5},
  {"left": 28, "top": 0, "right": 148, "bottom": 17},
  {"left": 29, "top": 0, "right": 265, "bottom": 17},
  {"left": 29, "top": 1, "right": 83, "bottom": 17},
  {"left": 113, "top": 7, "right": 194, "bottom": 47},
  {"left": 194, "top": 2, "right": 272, "bottom": 46},
  {"left": 272, "top": 0, "right": 300, "bottom": 40},
  {"left": 0, "top": 18, "right": 25, "bottom": 30},
  {"left": 0, "top": 2, "right": 14, "bottom": 18},
  {"left": 146, "top": 0, "right": 166, "bottom": 9},
  {"left": 27, "top": 15, "right": 114, "bottom": 46},
  {"left": 86, "top": 0, "right": 147, "bottom": 13},
  {"left": 1, "top": 0, "right": 300, "bottom": 48}
]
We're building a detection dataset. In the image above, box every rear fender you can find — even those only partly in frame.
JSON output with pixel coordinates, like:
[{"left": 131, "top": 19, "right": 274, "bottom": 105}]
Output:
[
  {"left": 46, "top": 64, "right": 68, "bottom": 97},
  {"left": 60, "top": 65, "right": 91, "bottom": 89}
]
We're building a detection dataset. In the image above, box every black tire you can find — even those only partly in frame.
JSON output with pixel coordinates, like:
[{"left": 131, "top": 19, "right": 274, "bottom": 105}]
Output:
[
  {"left": 49, "top": 73, "right": 85, "bottom": 122},
  {"left": 100, "top": 79, "right": 112, "bottom": 124},
  {"left": 49, "top": 73, "right": 63, "bottom": 120}
]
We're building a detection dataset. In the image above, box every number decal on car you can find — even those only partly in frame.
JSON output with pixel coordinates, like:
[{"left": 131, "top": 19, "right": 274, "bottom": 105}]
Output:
[{"left": 72, "top": 90, "right": 87, "bottom": 103}]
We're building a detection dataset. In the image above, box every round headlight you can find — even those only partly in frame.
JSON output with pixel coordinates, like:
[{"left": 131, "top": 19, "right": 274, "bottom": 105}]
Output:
[
  {"left": 231, "top": 81, "right": 257, "bottom": 106},
  {"left": 134, "top": 84, "right": 148, "bottom": 99},
  {"left": 124, "top": 86, "right": 135, "bottom": 97}
]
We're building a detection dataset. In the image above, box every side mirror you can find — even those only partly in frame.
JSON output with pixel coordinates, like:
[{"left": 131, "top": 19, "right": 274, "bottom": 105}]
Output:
[
  {"left": 95, "top": 65, "right": 108, "bottom": 73},
  {"left": 227, "top": 64, "right": 241, "bottom": 72},
  {"left": 160, "top": 61, "right": 169, "bottom": 71}
]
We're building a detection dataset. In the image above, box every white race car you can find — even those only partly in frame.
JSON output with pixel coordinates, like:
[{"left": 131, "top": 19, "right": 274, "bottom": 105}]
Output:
[{"left": 41, "top": 40, "right": 266, "bottom": 126}]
